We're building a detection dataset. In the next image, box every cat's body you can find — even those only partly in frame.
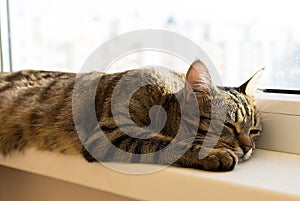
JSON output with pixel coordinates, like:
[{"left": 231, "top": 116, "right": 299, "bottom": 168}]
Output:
[{"left": 0, "top": 61, "right": 262, "bottom": 171}]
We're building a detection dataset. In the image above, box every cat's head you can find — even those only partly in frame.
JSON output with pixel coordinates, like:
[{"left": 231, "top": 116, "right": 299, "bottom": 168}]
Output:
[{"left": 185, "top": 60, "right": 263, "bottom": 162}]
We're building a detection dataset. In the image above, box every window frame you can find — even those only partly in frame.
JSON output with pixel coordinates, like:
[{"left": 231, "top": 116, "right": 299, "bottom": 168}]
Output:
[
  {"left": 255, "top": 93, "right": 300, "bottom": 155},
  {"left": 0, "top": 0, "right": 12, "bottom": 72}
]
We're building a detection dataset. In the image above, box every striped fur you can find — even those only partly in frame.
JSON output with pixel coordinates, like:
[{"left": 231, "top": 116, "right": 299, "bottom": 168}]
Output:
[{"left": 0, "top": 61, "right": 262, "bottom": 171}]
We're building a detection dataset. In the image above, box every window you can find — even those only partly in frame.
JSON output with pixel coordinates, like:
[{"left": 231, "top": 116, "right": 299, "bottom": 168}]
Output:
[
  {"left": 1, "top": 0, "right": 300, "bottom": 154},
  {"left": 1, "top": 0, "right": 300, "bottom": 89}
]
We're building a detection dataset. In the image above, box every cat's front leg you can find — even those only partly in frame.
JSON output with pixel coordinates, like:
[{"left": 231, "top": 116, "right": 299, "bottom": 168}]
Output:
[
  {"left": 81, "top": 125, "right": 238, "bottom": 171},
  {"left": 174, "top": 147, "right": 238, "bottom": 172}
]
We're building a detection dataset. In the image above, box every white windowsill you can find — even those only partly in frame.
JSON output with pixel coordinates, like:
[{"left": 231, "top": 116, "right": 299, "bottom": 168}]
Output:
[
  {"left": 0, "top": 149, "right": 300, "bottom": 201},
  {"left": 255, "top": 92, "right": 300, "bottom": 115}
]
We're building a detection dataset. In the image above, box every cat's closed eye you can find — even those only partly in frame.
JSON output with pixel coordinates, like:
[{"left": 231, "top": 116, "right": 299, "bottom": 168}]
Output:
[
  {"left": 249, "top": 128, "right": 261, "bottom": 144},
  {"left": 249, "top": 129, "right": 261, "bottom": 135}
]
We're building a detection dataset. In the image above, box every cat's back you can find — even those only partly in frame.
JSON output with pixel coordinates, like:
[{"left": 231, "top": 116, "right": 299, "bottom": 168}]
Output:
[
  {"left": 0, "top": 68, "right": 185, "bottom": 120},
  {"left": 0, "top": 70, "right": 76, "bottom": 109},
  {"left": 110, "top": 67, "right": 186, "bottom": 93},
  {"left": 0, "top": 70, "right": 75, "bottom": 90},
  {"left": 0, "top": 70, "right": 78, "bottom": 132},
  {"left": 0, "top": 67, "right": 185, "bottom": 110}
]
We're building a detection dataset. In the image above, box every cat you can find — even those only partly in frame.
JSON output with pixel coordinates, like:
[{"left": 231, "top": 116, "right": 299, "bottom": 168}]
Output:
[{"left": 0, "top": 60, "right": 262, "bottom": 171}]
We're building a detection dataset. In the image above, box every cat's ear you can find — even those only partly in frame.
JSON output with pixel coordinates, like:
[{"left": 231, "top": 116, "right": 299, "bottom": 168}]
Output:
[
  {"left": 184, "top": 60, "right": 216, "bottom": 100},
  {"left": 238, "top": 68, "right": 265, "bottom": 96}
]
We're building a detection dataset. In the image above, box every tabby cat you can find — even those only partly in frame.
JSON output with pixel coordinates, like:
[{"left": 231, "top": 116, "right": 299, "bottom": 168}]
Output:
[{"left": 0, "top": 60, "right": 262, "bottom": 171}]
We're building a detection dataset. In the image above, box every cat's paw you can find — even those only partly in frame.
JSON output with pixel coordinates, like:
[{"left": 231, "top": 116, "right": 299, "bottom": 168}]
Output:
[
  {"left": 201, "top": 149, "right": 238, "bottom": 172},
  {"left": 176, "top": 147, "right": 238, "bottom": 171}
]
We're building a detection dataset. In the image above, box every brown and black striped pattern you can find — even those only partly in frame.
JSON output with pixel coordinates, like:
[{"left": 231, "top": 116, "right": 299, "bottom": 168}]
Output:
[{"left": 0, "top": 61, "right": 262, "bottom": 171}]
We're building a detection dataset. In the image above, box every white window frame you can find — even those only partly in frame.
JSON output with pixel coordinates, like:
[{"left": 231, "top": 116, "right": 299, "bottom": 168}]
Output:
[
  {"left": 1, "top": 1, "right": 300, "bottom": 200},
  {"left": 255, "top": 93, "right": 300, "bottom": 155},
  {"left": 0, "top": 0, "right": 12, "bottom": 72}
]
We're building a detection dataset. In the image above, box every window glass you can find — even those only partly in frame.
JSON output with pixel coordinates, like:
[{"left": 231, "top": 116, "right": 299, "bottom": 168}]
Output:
[{"left": 8, "top": 0, "right": 300, "bottom": 89}]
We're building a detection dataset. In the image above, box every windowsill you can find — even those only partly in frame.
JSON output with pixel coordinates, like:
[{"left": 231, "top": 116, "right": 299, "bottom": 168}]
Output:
[
  {"left": 255, "top": 92, "right": 300, "bottom": 115},
  {"left": 0, "top": 149, "right": 300, "bottom": 201}
]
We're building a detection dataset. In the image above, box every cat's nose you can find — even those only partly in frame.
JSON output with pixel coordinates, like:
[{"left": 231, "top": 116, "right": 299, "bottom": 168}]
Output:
[
  {"left": 239, "top": 136, "right": 253, "bottom": 154},
  {"left": 241, "top": 145, "right": 252, "bottom": 154}
]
